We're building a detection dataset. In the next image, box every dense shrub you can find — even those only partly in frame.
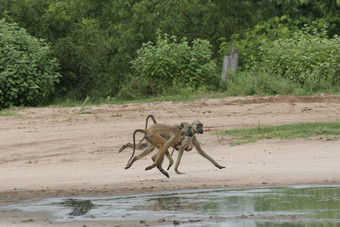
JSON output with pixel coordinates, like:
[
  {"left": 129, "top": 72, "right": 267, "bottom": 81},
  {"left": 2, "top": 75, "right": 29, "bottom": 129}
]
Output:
[
  {"left": 259, "top": 28, "right": 340, "bottom": 88},
  {"left": 221, "top": 16, "right": 300, "bottom": 71},
  {"left": 223, "top": 17, "right": 340, "bottom": 95},
  {"left": 0, "top": 20, "right": 60, "bottom": 108},
  {"left": 118, "top": 33, "right": 218, "bottom": 99}
]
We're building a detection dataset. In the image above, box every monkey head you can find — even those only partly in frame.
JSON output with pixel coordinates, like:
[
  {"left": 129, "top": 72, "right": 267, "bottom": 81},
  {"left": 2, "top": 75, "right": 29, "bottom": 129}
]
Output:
[
  {"left": 192, "top": 120, "right": 203, "bottom": 134},
  {"left": 179, "top": 122, "right": 195, "bottom": 137}
]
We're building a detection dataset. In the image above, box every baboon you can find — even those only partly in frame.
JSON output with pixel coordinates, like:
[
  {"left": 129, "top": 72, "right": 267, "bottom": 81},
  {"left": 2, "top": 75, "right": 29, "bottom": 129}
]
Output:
[
  {"left": 127, "top": 127, "right": 169, "bottom": 177},
  {"left": 120, "top": 115, "right": 176, "bottom": 175},
  {"left": 126, "top": 122, "right": 194, "bottom": 177},
  {"left": 119, "top": 115, "right": 193, "bottom": 172},
  {"left": 167, "top": 119, "right": 225, "bottom": 174},
  {"left": 169, "top": 120, "right": 203, "bottom": 174},
  {"left": 120, "top": 115, "right": 225, "bottom": 174}
]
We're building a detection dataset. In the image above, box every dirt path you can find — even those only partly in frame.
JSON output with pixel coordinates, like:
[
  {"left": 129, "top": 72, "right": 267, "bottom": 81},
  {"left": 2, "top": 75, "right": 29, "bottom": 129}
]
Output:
[{"left": 0, "top": 94, "right": 340, "bottom": 208}]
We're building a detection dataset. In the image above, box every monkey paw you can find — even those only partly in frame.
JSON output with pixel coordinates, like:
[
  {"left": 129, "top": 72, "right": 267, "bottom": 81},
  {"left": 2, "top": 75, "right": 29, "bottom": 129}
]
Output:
[
  {"left": 175, "top": 170, "right": 185, "bottom": 174},
  {"left": 118, "top": 146, "right": 126, "bottom": 153},
  {"left": 163, "top": 172, "right": 170, "bottom": 178},
  {"left": 145, "top": 165, "right": 154, "bottom": 171},
  {"left": 167, "top": 163, "right": 173, "bottom": 171}
]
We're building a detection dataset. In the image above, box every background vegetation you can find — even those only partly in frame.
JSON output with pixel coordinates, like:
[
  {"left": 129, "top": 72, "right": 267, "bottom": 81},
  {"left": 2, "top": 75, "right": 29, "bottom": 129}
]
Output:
[
  {"left": 217, "top": 122, "right": 340, "bottom": 145},
  {"left": 0, "top": 0, "right": 339, "bottom": 108},
  {"left": 0, "top": 19, "right": 60, "bottom": 108}
]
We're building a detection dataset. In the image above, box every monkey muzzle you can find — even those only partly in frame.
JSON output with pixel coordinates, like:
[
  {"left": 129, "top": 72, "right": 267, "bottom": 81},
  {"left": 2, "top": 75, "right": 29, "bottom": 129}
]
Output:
[{"left": 197, "top": 129, "right": 203, "bottom": 134}]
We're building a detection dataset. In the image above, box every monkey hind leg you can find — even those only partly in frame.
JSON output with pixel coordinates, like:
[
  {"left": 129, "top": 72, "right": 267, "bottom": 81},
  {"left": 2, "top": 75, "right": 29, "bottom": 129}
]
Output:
[
  {"left": 125, "top": 145, "right": 155, "bottom": 169},
  {"left": 151, "top": 153, "right": 170, "bottom": 178},
  {"left": 175, "top": 169, "right": 185, "bottom": 175},
  {"left": 119, "top": 142, "right": 148, "bottom": 153},
  {"left": 118, "top": 143, "right": 131, "bottom": 153},
  {"left": 144, "top": 133, "right": 168, "bottom": 171},
  {"left": 125, "top": 156, "right": 137, "bottom": 169}
]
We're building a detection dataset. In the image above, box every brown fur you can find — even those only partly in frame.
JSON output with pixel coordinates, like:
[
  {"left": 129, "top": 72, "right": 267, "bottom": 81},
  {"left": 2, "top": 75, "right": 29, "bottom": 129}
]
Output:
[
  {"left": 125, "top": 122, "right": 194, "bottom": 178},
  {"left": 120, "top": 115, "right": 225, "bottom": 176}
]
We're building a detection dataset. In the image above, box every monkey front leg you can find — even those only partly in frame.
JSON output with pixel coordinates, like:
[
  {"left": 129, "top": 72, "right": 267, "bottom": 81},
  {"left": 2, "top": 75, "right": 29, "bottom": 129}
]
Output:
[
  {"left": 165, "top": 150, "right": 174, "bottom": 170},
  {"left": 151, "top": 151, "right": 171, "bottom": 178},
  {"left": 119, "top": 142, "right": 148, "bottom": 153},
  {"left": 192, "top": 136, "right": 225, "bottom": 169},
  {"left": 171, "top": 136, "right": 192, "bottom": 173},
  {"left": 173, "top": 149, "right": 185, "bottom": 174}
]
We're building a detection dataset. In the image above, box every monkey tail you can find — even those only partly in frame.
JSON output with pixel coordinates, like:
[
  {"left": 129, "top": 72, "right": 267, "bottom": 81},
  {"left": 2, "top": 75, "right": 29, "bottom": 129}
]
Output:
[
  {"left": 145, "top": 114, "right": 157, "bottom": 128},
  {"left": 136, "top": 115, "right": 157, "bottom": 147},
  {"left": 128, "top": 129, "right": 147, "bottom": 162}
]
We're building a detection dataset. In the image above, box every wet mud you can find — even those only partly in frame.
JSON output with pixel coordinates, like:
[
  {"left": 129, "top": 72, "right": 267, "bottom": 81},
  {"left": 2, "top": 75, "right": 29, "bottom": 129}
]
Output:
[{"left": 2, "top": 185, "right": 340, "bottom": 226}]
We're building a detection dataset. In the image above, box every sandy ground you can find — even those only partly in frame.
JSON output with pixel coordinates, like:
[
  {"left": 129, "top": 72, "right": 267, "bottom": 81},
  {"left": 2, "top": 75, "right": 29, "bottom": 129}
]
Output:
[{"left": 0, "top": 94, "right": 340, "bottom": 226}]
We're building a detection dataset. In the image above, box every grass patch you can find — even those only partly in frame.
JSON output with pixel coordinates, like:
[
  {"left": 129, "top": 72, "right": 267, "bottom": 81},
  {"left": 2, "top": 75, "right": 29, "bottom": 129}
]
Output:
[
  {"left": 0, "top": 109, "right": 17, "bottom": 116},
  {"left": 51, "top": 90, "right": 228, "bottom": 108},
  {"left": 217, "top": 122, "right": 340, "bottom": 145}
]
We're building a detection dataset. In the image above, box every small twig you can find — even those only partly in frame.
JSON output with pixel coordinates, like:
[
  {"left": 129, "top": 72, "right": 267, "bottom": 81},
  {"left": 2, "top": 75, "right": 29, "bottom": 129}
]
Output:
[{"left": 78, "top": 97, "right": 92, "bottom": 114}]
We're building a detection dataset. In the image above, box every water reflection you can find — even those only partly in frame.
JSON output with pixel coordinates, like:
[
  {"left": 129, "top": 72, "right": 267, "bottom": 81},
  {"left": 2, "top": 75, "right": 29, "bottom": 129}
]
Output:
[
  {"left": 2, "top": 185, "right": 340, "bottom": 226},
  {"left": 58, "top": 199, "right": 94, "bottom": 216}
]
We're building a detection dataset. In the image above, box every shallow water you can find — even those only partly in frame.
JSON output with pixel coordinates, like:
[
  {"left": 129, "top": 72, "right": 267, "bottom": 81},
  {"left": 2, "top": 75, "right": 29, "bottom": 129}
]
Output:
[{"left": 2, "top": 185, "right": 340, "bottom": 226}]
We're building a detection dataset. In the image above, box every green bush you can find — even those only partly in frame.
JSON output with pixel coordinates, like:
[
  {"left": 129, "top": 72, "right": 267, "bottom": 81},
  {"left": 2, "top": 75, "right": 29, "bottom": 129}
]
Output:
[
  {"left": 0, "top": 19, "right": 60, "bottom": 108},
  {"left": 259, "top": 28, "right": 340, "bottom": 87},
  {"left": 118, "top": 33, "right": 218, "bottom": 99},
  {"left": 222, "top": 15, "right": 300, "bottom": 71},
  {"left": 224, "top": 18, "right": 340, "bottom": 95}
]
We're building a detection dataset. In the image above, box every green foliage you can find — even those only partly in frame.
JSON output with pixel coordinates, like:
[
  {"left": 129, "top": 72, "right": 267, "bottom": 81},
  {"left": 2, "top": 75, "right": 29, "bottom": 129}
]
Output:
[
  {"left": 1, "top": 0, "right": 339, "bottom": 103},
  {"left": 105, "top": 0, "right": 276, "bottom": 75},
  {"left": 223, "top": 15, "right": 300, "bottom": 71},
  {"left": 225, "top": 71, "right": 301, "bottom": 96},
  {"left": 270, "top": 0, "right": 340, "bottom": 37},
  {"left": 0, "top": 19, "right": 60, "bottom": 108},
  {"left": 223, "top": 16, "right": 340, "bottom": 96},
  {"left": 0, "top": 0, "right": 52, "bottom": 37},
  {"left": 52, "top": 17, "right": 111, "bottom": 98},
  {"left": 217, "top": 122, "right": 340, "bottom": 146},
  {"left": 0, "top": 108, "right": 17, "bottom": 117},
  {"left": 259, "top": 28, "right": 340, "bottom": 88},
  {"left": 1, "top": 0, "right": 115, "bottom": 99},
  {"left": 118, "top": 33, "right": 218, "bottom": 99},
  {"left": 39, "top": 1, "right": 113, "bottom": 98}
]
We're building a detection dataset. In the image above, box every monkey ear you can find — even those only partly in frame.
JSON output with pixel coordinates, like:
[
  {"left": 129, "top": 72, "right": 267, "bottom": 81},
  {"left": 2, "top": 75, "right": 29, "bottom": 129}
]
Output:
[{"left": 180, "top": 123, "right": 184, "bottom": 128}]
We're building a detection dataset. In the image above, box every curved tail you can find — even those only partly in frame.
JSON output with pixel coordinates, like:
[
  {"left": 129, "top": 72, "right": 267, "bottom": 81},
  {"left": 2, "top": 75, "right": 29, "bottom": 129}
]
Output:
[
  {"left": 128, "top": 129, "right": 147, "bottom": 162},
  {"left": 145, "top": 115, "right": 157, "bottom": 128},
  {"left": 135, "top": 115, "right": 158, "bottom": 147}
]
